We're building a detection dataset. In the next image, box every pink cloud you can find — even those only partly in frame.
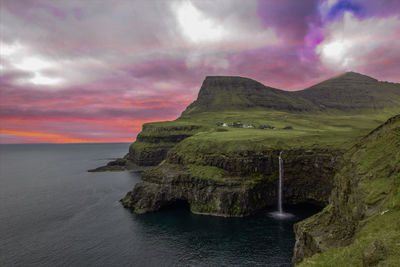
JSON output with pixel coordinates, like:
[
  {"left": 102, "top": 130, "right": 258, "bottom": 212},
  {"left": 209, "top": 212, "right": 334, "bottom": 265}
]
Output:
[{"left": 1, "top": 0, "right": 399, "bottom": 143}]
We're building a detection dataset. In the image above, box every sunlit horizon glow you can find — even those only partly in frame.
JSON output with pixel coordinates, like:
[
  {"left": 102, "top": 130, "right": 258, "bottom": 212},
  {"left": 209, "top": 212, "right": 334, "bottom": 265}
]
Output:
[{"left": 1, "top": 0, "right": 400, "bottom": 144}]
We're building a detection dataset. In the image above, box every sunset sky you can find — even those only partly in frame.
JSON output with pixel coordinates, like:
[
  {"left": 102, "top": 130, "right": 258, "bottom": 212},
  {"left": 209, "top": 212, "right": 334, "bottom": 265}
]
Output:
[{"left": 1, "top": 0, "right": 400, "bottom": 144}]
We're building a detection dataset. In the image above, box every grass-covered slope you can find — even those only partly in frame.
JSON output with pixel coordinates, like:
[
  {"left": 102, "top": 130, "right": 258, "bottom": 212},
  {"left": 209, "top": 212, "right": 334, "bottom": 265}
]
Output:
[
  {"left": 295, "top": 72, "right": 400, "bottom": 111},
  {"left": 183, "top": 72, "right": 400, "bottom": 115},
  {"left": 293, "top": 115, "right": 400, "bottom": 266},
  {"left": 182, "top": 76, "right": 316, "bottom": 115},
  {"left": 175, "top": 110, "right": 397, "bottom": 154}
]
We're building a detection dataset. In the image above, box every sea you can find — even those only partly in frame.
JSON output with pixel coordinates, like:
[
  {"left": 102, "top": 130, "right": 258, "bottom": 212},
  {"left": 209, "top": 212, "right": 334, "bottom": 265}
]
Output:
[{"left": 0, "top": 143, "right": 319, "bottom": 266}]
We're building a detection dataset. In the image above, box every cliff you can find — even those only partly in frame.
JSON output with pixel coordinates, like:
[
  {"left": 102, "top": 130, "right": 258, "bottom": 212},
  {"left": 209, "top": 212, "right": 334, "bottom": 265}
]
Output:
[
  {"left": 88, "top": 122, "right": 204, "bottom": 171},
  {"left": 121, "top": 148, "right": 341, "bottom": 216},
  {"left": 293, "top": 115, "right": 400, "bottom": 266}
]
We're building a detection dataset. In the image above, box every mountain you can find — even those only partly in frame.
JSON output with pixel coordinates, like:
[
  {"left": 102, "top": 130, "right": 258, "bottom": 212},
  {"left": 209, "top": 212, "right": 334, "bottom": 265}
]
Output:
[
  {"left": 182, "top": 72, "right": 400, "bottom": 115},
  {"left": 295, "top": 72, "right": 400, "bottom": 111},
  {"left": 182, "top": 76, "right": 315, "bottom": 115}
]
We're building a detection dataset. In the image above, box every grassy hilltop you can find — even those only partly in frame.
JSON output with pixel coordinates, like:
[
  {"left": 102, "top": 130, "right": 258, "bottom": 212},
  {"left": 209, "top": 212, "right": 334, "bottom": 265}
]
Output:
[{"left": 134, "top": 72, "right": 400, "bottom": 158}]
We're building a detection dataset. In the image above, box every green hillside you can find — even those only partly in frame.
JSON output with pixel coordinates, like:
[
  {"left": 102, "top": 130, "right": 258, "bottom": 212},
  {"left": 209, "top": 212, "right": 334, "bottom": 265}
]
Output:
[
  {"left": 295, "top": 114, "right": 400, "bottom": 266},
  {"left": 152, "top": 72, "right": 400, "bottom": 153},
  {"left": 182, "top": 72, "right": 400, "bottom": 116},
  {"left": 295, "top": 72, "right": 400, "bottom": 111},
  {"left": 182, "top": 76, "right": 316, "bottom": 115}
]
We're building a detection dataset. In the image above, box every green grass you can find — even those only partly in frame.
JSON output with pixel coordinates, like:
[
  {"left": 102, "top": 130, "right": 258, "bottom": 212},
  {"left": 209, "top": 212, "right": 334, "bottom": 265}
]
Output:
[
  {"left": 299, "top": 209, "right": 400, "bottom": 266},
  {"left": 133, "top": 108, "right": 399, "bottom": 168},
  {"left": 297, "top": 115, "right": 400, "bottom": 266},
  {"left": 187, "top": 164, "right": 227, "bottom": 181},
  {"left": 170, "top": 109, "right": 399, "bottom": 154}
]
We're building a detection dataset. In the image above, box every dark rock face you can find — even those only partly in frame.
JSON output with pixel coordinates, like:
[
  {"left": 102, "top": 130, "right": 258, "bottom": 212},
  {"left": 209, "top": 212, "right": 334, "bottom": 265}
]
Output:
[
  {"left": 126, "top": 125, "right": 202, "bottom": 166},
  {"left": 121, "top": 163, "right": 275, "bottom": 217},
  {"left": 127, "top": 144, "right": 173, "bottom": 166},
  {"left": 167, "top": 149, "right": 340, "bottom": 206},
  {"left": 121, "top": 149, "right": 341, "bottom": 217},
  {"left": 90, "top": 124, "right": 202, "bottom": 171}
]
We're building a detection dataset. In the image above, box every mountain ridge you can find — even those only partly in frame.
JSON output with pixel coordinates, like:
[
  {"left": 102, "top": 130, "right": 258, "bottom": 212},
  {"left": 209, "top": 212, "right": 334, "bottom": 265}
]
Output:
[{"left": 182, "top": 72, "right": 400, "bottom": 115}]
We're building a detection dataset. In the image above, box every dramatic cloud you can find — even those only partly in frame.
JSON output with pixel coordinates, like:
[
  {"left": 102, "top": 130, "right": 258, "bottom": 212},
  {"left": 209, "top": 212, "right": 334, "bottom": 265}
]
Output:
[
  {"left": 317, "top": 12, "right": 400, "bottom": 71},
  {"left": 0, "top": 0, "right": 399, "bottom": 143}
]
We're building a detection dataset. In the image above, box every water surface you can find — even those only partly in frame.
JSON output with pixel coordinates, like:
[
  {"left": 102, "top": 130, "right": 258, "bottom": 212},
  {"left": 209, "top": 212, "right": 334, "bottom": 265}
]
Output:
[{"left": 0, "top": 143, "right": 318, "bottom": 266}]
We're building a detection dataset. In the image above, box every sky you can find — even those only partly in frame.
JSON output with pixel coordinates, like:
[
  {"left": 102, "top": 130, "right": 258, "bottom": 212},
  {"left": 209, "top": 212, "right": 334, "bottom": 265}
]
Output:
[{"left": 1, "top": 0, "right": 400, "bottom": 144}]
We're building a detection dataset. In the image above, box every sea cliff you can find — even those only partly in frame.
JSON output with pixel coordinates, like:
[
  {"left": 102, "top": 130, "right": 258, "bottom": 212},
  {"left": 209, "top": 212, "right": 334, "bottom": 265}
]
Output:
[
  {"left": 293, "top": 115, "right": 400, "bottom": 266},
  {"left": 121, "top": 148, "right": 340, "bottom": 216}
]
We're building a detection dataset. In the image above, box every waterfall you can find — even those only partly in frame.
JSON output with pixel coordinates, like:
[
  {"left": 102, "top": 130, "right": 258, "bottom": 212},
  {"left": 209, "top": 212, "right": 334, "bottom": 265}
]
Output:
[
  {"left": 278, "top": 151, "right": 283, "bottom": 214},
  {"left": 269, "top": 151, "right": 293, "bottom": 219}
]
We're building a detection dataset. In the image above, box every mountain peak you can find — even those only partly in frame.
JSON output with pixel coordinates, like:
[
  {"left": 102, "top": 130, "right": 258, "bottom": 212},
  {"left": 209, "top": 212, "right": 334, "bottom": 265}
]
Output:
[
  {"left": 332, "top": 71, "right": 378, "bottom": 82},
  {"left": 201, "top": 76, "right": 266, "bottom": 88},
  {"left": 182, "top": 76, "right": 316, "bottom": 115}
]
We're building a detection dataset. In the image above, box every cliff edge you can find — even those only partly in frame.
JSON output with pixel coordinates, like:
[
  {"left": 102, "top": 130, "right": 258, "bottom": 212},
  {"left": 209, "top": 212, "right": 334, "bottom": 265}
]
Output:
[{"left": 293, "top": 114, "right": 400, "bottom": 266}]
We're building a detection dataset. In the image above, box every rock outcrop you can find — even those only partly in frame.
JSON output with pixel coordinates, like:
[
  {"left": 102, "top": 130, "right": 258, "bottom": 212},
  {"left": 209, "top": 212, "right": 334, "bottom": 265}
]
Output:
[
  {"left": 121, "top": 149, "right": 341, "bottom": 216},
  {"left": 88, "top": 123, "right": 203, "bottom": 172},
  {"left": 293, "top": 115, "right": 400, "bottom": 266}
]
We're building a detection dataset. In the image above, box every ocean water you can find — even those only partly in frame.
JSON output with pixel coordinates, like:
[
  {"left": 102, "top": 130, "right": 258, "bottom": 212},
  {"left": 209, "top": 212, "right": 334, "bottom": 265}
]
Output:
[{"left": 0, "top": 143, "right": 319, "bottom": 266}]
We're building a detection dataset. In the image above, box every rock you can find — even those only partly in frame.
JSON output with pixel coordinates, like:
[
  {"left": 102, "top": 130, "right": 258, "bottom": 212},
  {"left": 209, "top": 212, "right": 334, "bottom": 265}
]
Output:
[
  {"left": 122, "top": 149, "right": 341, "bottom": 216},
  {"left": 362, "top": 240, "right": 386, "bottom": 266},
  {"left": 90, "top": 124, "right": 203, "bottom": 171},
  {"left": 107, "top": 158, "right": 127, "bottom": 166},
  {"left": 121, "top": 163, "right": 274, "bottom": 217}
]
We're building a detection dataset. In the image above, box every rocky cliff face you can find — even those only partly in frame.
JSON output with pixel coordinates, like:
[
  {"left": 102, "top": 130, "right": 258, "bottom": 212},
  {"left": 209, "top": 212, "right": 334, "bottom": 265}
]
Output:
[
  {"left": 126, "top": 124, "right": 202, "bottom": 166},
  {"left": 121, "top": 148, "right": 341, "bottom": 216},
  {"left": 88, "top": 123, "right": 203, "bottom": 172},
  {"left": 293, "top": 115, "right": 400, "bottom": 266}
]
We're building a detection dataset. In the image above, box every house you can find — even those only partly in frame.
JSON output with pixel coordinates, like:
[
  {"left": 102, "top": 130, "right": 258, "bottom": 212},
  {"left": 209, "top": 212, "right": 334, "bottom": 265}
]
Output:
[
  {"left": 232, "top": 122, "right": 243, "bottom": 128},
  {"left": 258, "top": 125, "right": 273, "bottom": 129}
]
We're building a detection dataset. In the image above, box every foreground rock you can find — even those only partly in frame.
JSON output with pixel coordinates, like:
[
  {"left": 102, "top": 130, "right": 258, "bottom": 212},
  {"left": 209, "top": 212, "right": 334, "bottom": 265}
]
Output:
[{"left": 293, "top": 115, "right": 400, "bottom": 266}]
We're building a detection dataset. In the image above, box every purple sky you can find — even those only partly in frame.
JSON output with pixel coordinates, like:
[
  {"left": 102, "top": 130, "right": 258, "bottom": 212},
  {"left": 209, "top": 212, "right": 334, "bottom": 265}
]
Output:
[{"left": 1, "top": 0, "right": 400, "bottom": 143}]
